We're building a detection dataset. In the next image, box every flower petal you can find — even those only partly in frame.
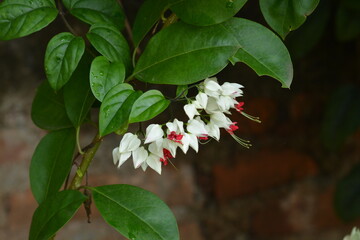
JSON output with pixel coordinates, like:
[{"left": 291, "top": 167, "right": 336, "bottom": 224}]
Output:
[
  {"left": 112, "top": 147, "right": 120, "bottom": 165},
  {"left": 132, "top": 147, "right": 148, "bottom": 168},
  {"left": 146, "top": 154, "right": 162, "bottom": 174},
  {"left": 144, "top": 124, "right": 164, "bottom": 144},
  {"left": 184, "top": 103, "right": 199, "bottom": 120},
  {"left": 118, "top": 152, "right": 132, "bottom": 168}
]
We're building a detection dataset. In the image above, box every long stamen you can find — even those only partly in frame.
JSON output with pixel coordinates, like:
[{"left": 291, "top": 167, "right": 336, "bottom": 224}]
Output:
[
  {"left": 241, "top": 112, "right": 261, "bottom": 123},
  {"left": 230, "top": 134, "right": 252, "bottom": 148}
]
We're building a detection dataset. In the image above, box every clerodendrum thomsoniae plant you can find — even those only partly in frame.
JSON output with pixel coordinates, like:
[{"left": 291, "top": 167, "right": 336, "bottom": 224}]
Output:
[{"left": 0, "top": 0, "right": 319, "bottom": 239}]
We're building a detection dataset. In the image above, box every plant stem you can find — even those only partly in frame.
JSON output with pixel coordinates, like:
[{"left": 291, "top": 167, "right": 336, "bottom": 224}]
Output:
[{"left": 69, "top": 133, "right": 103, "bottom": 190}]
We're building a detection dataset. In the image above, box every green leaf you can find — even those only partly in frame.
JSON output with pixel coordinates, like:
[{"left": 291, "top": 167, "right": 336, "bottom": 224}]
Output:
[
  {"left": 87, "top": 23, "right": 131, "bottom": 72},
  {"left": 132, "top": 0, "right": 170, "bottom": 46},
  {"left": 90, "top": 56, "right": 125, "bottom": 102},
  {"left": 99, "top": 84, "right": 142, "bottom": 137},
  {"left": 224, "top": 18, "right": 293, "bottom": 88},
  {"left": 91, "top": 184, "right": 179, "bottom": 240},
  {"left": 29, "top": 190, "right": 87, "bottom": 240},
  {"left": 30, "top": 128, "right": 76, "bottom": 204},
  {"left": 134, "top": 21, "right": 240, "bottom": 85},
  {"left": 259, "top": 0, "right": 320, "bottom": 39},
  {"left": 170, "top": 0, "right": 247, "bottom": 26},
  {"left": 129, "top": 90, "right": 170, "bottom": 123},
  {"left": 335, "top": 163, "right": 360, "bottom": 221},
  {"left": 45, "top": 32, "right": 85, "bottom": 90},
  {"left": 63, "top": 0, "right": 125, "bottom": 29},
  {"left": 0, "top": 0, "right": 58, "bottom": 40},
  {"left": 335, "top": 0, "right": 360, "bottom": 41},
  {"left": 64, "top": 54, "right": 95, "bottom": 127},
  {"left": 31, "top": 81, "right": 73, "bottom": 131},
  {"left": 321, "top": 85, "right": 360, "bottom": 151}
]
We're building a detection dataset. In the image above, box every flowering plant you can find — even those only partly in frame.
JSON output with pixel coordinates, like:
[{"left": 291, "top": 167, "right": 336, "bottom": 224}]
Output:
[{"left": 0, "top": 0, "right": 319, "bottom": 239}]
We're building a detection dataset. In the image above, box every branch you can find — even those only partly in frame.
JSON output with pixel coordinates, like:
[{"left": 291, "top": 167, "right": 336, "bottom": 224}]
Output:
[{"left": 69, "top": 133, "right": 103, "bottom": 190}]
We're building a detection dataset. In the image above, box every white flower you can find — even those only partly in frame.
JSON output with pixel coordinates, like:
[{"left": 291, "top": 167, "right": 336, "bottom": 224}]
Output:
[
  {"left": 202, "top": 77, "right": 221, "bottom": 98},
  {"left": 204, "top": 96, "right": 221, "bottom": 114},
  {"left": 132, "top": 147, "right": 148, "bottom": 168},
  {"left": 183, "top": 133, "right": 199, "bottom": 152},
  {"left": 216, "top": 95, "right": 238, "bottom": 113},
  {"left": 166, "top": 118, "right": 185, "bottom": 144},
  {"left": 144, "top": 154, "right": 162, "bottom": 174},
  {"left": 184, "top": 103, "right": 199, "bottom": 120},
  {"left": 210, "top": 112, "right": 233, "bottom": 129},
  {"left": 205, "top": 121, "right": 220, "bottom": 141},
  {"left": 194, "top": 92, "right": 208, "bottom": 109},
  {"left": 221, "top": 82, "right": 243, "bottom": 97},
  {"left": 187, "top": 118, "right": 208, "bottom": 137},
  {"left": 144, "top": 124, "right": 163, "bottom": 144},
  {"left": 113, "top": 133, "right": 141, "bottom": 168},
  {"left": 344, "top": 227, "right": 360, "bottom": 240}
]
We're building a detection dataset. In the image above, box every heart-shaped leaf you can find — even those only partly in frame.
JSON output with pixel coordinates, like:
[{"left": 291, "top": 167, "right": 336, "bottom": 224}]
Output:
[
  {"left": 259, "top": 0, "right": 320, "bottom": 39},
  {"left": 30, "top": 128, "right": 76, "bottom": 204},
  {"left": 31, "top": 81, "right": 73, "bottom": 131},
  {"left": 87, "top": 23, "right": 131, "bottom": 72},
  {"left": 45, "top": 32, "right": 85, "bottom": 90},
  {"left": 129, "top": 90, "right": 170, "bottom": 123},
  {"left": 224, "top": 18, "right": 293, "bottom": 88},
  {"left": 170, "top": 0, "right": 247, "bottom": 26},
  {"left": 90, "top": 56, "right": 125, "bottom": 102},
  {"left": 99, "top": 84, "right": 141, "bottom": 136},
  {"left": 0, "top": 0, "right": 58, "bottom": 40},
  {"left": 29, "top": 190, "right": 87, "bottom": 240},
  {"left": 91, "top": 184, "right": 179, "bottom": 240},
  {"left": 133, "top": 21, "right": 240, "bottom": 85},
  {"left": 64, "top": 54, "right": 95, "bottom": 127},
  {"left": 132, "top": 0, "right": 170, "bottom": 46},
  {"left": 62, "top": 0, "right": 125, "bottom": 29}
]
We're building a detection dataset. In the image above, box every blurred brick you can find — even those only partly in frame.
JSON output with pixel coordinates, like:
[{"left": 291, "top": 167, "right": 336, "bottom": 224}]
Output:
[
  {"left": 8, "top": 189, "right": 37, "bottom": 230},
  {"left": 251, "top": 200, "right": 294, "bottom": 237},
  {"left": 213, "top": 150, "right": 318, "bottom": 200},
  {"left": 0, "top": 130, "right": 32, "bottom": 163},
  {"left": 179, "top": 221, "right": 204, "bottom": 240}
]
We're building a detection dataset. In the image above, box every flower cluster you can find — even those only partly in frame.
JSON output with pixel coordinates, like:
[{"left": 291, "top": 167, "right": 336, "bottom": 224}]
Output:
[{"left": 112, "top": 77, "right": 260, "bottom": 174}]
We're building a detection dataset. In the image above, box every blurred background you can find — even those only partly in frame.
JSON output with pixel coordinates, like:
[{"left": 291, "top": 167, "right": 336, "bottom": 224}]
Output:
[{"left": 0, "top": 0, "right": 359, "bottom": 239}]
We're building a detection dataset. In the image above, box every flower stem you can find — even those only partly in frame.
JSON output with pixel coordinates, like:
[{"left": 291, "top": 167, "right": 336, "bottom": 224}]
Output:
[{"left": 69, "top": 133, "right": 103, "bottom": 190}]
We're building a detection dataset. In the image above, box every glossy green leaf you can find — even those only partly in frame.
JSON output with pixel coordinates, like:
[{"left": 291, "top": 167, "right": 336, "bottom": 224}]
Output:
[
  {"left": 129, "top": 90, "right": 170, "bottom": 123},
  {"left": 224, "top": 18, "right": 293, "bottom": 88},
  {"left": 91, "top": 184, "right": 179, "bottom": 240},
  {"left": 132, "top": 0, "right": 170, "bottom": 46},
  {"left": 45, "top": 32, "right": 85, "bottom": 90},
  {"left": 90, "top": 56, "right": 125, "bottom": 102},
  {"left": 64, "top": 55, "right": 95, "bottom": 127},
  {"left": 30, "top": 128, "right": 76, "bottom": 204},
  {"left": 335, "top": 163, "right": 360, "bottom": 221},
  {"left": 259, "top": 0, "right": 320, "bottom": 39},
  {"left": 321, "top": 85, "right": 360, "bottom": 151},
  {"left": 87, "top": 23, "right": 131, "bottom": 72},
  {"left": 335, "top": 0, "right": 360, "bottom": 41},
  {"left": 134, "top": 21, "right": 240, "bottom": 85},
  {"left": 99, "top": 84, "right": 141, "bottom": 137},
  {"left": 63, "top": 0, "right": 125, "bottom": 29},
  {"left": 0, "top": 0, "right": 58, "bottom": 40},
  {"left": 31, "top": 81, "right": 73, "bottom": 131},
  {"left": 170, "top": 0, "right": 247, "bottom": 26},
  {"left": 29, "top": 190, "right": 87, "bottom": 240}
]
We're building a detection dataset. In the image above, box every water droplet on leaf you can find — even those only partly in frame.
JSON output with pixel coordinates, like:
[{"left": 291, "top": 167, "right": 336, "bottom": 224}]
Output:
[{"left": 99, "top": 72, "right": 104, "bottom": 76}]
